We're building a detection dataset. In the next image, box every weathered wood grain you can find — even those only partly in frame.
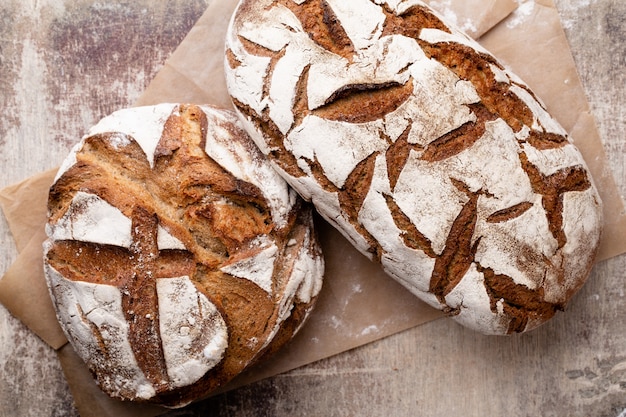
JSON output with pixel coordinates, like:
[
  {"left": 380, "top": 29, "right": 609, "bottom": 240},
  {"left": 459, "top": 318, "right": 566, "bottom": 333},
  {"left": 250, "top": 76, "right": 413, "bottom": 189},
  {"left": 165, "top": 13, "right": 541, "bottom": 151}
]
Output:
[{"left": 1, "top": 1, "right": 624, "bottom": 416}]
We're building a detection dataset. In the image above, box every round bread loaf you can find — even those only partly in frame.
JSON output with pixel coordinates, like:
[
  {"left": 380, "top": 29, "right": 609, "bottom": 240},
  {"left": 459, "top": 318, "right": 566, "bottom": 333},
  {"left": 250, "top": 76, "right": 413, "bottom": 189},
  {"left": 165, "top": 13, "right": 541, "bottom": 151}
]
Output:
[
  {"left": 224, "top": 0, "right": 603, "bottom": 335},
  {"left": 43, "top": 104, "right": 324, "bottom": 407}
]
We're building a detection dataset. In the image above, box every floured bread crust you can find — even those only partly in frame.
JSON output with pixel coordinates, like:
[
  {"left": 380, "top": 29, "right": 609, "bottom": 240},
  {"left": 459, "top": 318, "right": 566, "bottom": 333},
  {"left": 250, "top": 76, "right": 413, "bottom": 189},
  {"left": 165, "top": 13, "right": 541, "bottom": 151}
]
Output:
[
  {"left": 224, "top": 0, "right": 603, "bottom": 335},
  {"left": 44, "top": 104, "right": 324, "bottom": 407}
]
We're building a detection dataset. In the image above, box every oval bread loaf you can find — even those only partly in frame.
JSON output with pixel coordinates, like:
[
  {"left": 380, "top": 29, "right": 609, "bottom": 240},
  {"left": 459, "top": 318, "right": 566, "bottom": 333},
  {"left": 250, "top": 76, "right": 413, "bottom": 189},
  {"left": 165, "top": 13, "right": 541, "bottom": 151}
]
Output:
[
  {"left": 43, "top": 104, "right": 324, "bottom": 407},
  {"left": 224, "top": 0, "right": 603, "bottom": 335}
]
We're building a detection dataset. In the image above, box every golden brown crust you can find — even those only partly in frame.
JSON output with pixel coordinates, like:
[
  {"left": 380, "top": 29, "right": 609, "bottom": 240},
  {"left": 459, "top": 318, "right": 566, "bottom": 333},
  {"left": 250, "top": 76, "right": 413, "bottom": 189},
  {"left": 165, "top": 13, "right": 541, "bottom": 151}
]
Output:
[
  {"left": 225, "top": 0, "right": 603, "bottom": 335},
  {"left": 44, "top": 104, "right": 324, "bottom": 406}
]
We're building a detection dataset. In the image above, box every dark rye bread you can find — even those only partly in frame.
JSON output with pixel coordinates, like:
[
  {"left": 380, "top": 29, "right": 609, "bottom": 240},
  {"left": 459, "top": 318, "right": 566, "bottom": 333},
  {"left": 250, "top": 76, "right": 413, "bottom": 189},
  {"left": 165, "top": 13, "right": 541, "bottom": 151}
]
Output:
[
  {"left": 224, "top": 0, "right": 603, "bottom": 334},
  {"left": 43, "top": 104, "right": 324, "bottom": 407}
]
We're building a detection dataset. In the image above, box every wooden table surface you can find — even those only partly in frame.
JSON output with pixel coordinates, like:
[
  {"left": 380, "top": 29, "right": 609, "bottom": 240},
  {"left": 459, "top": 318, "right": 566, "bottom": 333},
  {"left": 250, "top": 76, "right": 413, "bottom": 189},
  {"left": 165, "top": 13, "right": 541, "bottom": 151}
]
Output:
[{"left": 1, "top": 1, "right": 624, "bottom": 416}]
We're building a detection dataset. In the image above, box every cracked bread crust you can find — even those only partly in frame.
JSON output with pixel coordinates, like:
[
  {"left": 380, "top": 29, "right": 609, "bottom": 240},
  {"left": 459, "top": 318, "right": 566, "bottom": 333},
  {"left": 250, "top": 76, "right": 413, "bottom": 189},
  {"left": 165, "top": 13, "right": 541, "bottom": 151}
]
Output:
[
  {"left": 43, "top": 104, "right": 324, "bottom": 407},
  {"left": 224, "top": 0, "right": 603, "bottom": 335}
]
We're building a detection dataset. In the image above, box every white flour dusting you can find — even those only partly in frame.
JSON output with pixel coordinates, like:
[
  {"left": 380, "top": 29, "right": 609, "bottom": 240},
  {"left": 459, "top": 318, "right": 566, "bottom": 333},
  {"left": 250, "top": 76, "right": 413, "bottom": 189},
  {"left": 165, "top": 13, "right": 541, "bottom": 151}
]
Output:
[
  {"left": 428, "top": 0, "right": 478, "bottom": 34},
  {"left": 556, "top": 0, "right": 597, "bottom": 29},
  {"left": 428, "top": 0, "right": 458, "bottom": 26},
  {"left": 507, "top": 0, "right": 536, "bottom": 29}
]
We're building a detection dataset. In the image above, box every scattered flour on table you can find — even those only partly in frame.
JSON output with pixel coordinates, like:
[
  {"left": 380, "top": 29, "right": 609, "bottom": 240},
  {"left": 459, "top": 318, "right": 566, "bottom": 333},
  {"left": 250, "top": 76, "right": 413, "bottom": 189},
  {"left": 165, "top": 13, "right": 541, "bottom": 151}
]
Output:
[
  {"left": 555, "top": 0, "right": 597, "bottom": 30},
  {"left": 428, "top": 0, "right": 478, "bottom": 35},
  {"left": 507, "top": 0, "right": 536, "bottom": 29},
  {"left": 360, "top": 325, "right": 380, "bottom": 337},
  {"left": 510, "top": 0, "right": 597, "bottom": 31}
]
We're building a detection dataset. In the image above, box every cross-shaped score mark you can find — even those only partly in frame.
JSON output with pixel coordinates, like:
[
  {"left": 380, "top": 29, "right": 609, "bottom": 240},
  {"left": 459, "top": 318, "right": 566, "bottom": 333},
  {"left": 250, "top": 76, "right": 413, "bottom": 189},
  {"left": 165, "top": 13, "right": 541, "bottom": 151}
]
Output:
[{"left": 47, "top": 202, "right": 227, "bottom": 394}]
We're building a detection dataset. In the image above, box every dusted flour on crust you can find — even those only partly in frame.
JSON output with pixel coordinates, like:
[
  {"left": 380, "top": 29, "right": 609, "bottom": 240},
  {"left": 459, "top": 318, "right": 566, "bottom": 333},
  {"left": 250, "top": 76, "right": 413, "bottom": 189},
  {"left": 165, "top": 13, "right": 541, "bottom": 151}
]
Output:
[
  {"left": 224, "top": 0, "right": 603, "bottom": 335},
  {"left": 44, "top": 104, "right": 324, "bottom": 407}
]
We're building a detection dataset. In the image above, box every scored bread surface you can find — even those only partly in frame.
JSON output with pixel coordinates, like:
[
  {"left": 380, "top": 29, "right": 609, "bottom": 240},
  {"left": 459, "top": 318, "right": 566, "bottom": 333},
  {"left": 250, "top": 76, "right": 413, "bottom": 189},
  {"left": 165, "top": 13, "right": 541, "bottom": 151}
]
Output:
[
  {"left": 43, "top": 104, "right": 324, "bottom": 407},
  {"left": 224, "top": 0, "right": 603, "bottom": 335}
]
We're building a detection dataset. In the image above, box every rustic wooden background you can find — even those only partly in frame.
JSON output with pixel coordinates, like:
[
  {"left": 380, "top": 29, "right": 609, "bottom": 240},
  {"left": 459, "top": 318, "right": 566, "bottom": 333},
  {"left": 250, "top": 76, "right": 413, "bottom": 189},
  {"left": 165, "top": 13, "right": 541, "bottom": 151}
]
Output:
[{"left": 1, "top": 1, "right": 624, "bottom": 416}]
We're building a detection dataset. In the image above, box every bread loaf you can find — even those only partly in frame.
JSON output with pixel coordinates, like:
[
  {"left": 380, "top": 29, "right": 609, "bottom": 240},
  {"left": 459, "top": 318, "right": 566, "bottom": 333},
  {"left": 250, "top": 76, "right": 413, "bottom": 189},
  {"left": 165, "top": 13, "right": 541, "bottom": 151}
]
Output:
[
  {"left": 224, "top": 0, "right": 603, "bottom": 335},
  {"left": 43, "top": 104, "right": 324, "bottom": 407}
]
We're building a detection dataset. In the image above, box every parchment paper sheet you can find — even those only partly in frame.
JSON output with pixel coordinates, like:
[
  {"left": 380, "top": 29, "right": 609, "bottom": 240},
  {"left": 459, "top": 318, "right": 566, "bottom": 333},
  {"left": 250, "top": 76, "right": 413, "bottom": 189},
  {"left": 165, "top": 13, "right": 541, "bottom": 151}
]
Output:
[{"left": 1, "top": 1, "right": 625, "bottom": 416}]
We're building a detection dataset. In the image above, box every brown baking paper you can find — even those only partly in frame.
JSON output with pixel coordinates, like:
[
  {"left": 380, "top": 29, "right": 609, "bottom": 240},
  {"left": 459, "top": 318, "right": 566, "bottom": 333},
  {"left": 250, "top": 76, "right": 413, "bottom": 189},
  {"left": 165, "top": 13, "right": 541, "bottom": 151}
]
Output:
[{"left": 2, "top": 0, "right": 625, "bottom": 416}]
